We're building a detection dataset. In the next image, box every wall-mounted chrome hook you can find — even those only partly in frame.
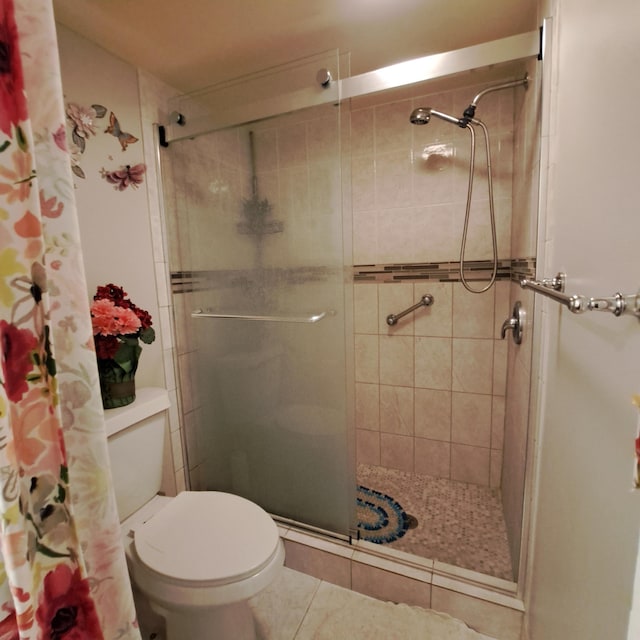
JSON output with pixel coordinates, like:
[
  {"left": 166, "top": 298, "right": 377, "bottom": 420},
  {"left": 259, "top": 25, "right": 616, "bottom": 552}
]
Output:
[{"left": 501, "top": 300, "right": 525, "bottom": 344}]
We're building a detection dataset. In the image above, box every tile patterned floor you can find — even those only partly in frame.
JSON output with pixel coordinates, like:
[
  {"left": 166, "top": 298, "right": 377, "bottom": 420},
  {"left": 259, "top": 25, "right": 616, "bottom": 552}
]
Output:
[
  {"left": 249, "top": 567, "right": 499, "bottom": 639},
  {"left": 357, "top": 464, "right": 514, "bottom": 581},
  {"left": 137, "top": 567, "right": 499, "bottom": 639}
]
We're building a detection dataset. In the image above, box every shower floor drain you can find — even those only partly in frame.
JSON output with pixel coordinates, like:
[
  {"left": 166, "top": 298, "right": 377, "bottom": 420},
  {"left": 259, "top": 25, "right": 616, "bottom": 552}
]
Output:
[{"left": 406, "top": 514, "right": 419, "bottom": 529}]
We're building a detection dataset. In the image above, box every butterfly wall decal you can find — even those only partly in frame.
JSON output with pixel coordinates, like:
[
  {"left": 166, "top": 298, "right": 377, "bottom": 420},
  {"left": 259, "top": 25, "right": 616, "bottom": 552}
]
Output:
[
  {"left": 101, "top": 163, "right": 146, "bottom": 191},
  {"left": 105, "top": 111, "right": 138, "bottom": 151}
]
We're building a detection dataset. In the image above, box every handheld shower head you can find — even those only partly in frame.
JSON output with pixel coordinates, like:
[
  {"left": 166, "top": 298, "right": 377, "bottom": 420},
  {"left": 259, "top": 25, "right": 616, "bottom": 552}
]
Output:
[
  {"left": 409, "top": 107, "right": 464, "bottom": 127},
  {"left": 409, "top": 107, "right": 432, "bottom": 125}
]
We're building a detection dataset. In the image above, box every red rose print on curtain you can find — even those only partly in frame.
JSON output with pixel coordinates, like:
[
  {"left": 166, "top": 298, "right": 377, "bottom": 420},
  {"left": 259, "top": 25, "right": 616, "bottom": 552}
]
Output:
[
  {"left": 0, "top": 0, "right": 27, "bottom": 138},
  {"left": 0, "top": 319, "right": 37, "bottom": 402},
  {"left": 36, "top": 565, "right": 102, "bottom": 639}
]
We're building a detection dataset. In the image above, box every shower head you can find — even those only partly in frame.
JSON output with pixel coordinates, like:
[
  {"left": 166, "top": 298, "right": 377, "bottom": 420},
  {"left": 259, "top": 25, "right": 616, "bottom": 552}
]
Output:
[
  {"left": 409, "top": 107, "right": 465, "bottom": 127},
  {"left": 409, "top": 107, "right": 431, "bottom": 125}
]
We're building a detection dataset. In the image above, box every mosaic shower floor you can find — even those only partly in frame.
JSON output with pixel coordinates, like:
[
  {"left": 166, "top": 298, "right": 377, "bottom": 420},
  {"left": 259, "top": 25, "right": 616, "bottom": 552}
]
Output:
[{"left": 357, "top": 464, "right": 514, "bottom": 581}]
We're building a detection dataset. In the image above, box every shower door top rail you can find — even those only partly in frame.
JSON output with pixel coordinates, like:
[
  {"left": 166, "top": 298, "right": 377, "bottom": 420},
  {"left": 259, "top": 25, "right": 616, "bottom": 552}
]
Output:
[
  {"left": 191, "top": 308, "right": 334, "bottom": 323},
  {"left": 163, "top": 29, "right": 541, "bottom": 142},
  {"left": 341, "top": 30, "right": 540, "bottom": 101}
]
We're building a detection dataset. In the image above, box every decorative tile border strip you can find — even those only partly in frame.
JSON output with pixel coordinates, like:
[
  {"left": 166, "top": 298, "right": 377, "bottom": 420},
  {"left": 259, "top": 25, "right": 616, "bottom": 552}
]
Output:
[
  {"left": 509, "top": 257, "right": 537, "bottom": 282},
  {"left": 353, "top": 258, "right": 535, "bottom": 284},
  {"left": 170, "top": 265, "right": 339, "bottom": 294},
  {"left": 170, "top": 258, "right": 536, "bottom": 293}
]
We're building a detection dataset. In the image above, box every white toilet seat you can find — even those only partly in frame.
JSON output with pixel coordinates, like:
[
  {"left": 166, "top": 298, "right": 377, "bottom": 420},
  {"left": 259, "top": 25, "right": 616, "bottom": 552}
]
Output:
[
  {"left": 134, "top": 491, "right": 281, "bottom": 586},
  {"left": 128, "top": 491, "right": 285, "bottom": 609}
]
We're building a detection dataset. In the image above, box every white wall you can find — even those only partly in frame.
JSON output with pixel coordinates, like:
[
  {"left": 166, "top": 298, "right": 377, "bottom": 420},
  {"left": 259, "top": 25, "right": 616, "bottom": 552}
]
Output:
[
  {"left": 526, "top": 0, "right": 640, "bottom": 638},
  {"left": 56, "top": 24, "right": 187, "bottom": 496},
  {"left": 57, "top": 24, "right": 163, "bottom": 389}
]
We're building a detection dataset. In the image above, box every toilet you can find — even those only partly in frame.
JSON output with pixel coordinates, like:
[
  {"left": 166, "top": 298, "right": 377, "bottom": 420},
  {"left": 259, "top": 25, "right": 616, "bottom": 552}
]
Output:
[{"left": 105, "top": 387, "right": 285, "bottom": 639}]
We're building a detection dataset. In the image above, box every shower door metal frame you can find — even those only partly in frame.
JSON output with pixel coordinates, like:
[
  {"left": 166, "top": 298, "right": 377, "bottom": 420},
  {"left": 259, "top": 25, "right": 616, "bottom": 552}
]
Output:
[
  {"left": 163, "top": 29, "right": 541, "bottom": 143},
  {"left": 155, "top": 22, "right": 549, "bottom": 590}
]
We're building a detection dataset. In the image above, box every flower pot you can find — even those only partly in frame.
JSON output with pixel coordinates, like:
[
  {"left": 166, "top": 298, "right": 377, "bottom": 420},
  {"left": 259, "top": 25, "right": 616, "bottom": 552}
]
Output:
[
  {"left": 98, "top": 355, "right": 138, "bottom": 410},
  {"left": 100, "top": 374, "right": 136, "bottom": 409}
]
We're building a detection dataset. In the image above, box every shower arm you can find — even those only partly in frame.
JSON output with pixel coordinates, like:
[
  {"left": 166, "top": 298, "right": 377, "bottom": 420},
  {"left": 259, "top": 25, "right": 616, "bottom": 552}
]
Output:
[
  {"left": 471, "top": 75, "right": 529, "bottom": 107},
  {"left": 463, "top": 74, "right": 528, "bottom": 122}
]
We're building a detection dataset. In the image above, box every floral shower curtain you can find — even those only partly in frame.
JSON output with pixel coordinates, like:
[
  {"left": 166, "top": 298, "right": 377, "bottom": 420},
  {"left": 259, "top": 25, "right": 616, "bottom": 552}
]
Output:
[{"left": 0, "top": 1, "right": 140, "bottom": 638}]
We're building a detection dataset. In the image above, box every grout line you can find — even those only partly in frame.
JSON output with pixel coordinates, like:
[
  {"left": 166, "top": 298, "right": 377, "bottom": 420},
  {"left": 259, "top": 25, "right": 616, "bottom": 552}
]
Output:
[{"left": 292, "top": 576, "right": 324, "bottom": 640}]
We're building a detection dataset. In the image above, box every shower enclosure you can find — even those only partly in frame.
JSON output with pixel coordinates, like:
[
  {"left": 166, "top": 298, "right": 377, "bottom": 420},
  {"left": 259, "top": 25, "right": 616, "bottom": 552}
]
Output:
[{"left": 159, "top": 32, "right": 542, "bottom": 585}]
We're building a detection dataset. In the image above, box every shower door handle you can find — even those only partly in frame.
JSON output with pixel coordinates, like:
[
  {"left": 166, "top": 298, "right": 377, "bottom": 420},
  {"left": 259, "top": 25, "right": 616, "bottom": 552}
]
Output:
[{"left": 191, "top": 309, "right": 335, "bottom": 323}]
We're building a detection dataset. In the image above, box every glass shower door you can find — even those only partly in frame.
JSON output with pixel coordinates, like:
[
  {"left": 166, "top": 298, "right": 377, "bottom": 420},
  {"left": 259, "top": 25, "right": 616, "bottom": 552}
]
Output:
[{"left": 162, "top": 59, "right": 354, "bottom": 536}]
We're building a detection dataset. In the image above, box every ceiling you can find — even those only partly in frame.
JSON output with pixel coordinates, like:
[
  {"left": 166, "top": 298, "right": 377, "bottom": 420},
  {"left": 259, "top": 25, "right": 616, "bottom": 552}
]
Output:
[{"left": 52, "top": 0, "right": 538, "bottom": 95}]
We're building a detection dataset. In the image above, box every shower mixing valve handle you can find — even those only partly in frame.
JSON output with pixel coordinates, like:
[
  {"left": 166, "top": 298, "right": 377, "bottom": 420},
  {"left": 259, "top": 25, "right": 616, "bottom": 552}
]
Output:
[
  {"left": 386, "top": 294, "right": 434, "bottom": 326},
  {"left": 501, "top": 301, "right": 525, "bottom": 345}
]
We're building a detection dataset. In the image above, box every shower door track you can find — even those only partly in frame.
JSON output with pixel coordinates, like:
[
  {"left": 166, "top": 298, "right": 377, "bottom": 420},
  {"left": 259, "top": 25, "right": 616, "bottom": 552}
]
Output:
[
  {"left": 273, "top": 513, "right": 355, "bottom": 544},
  {"left": 162, "top": 29, "right": 541, "bottom": 143}
]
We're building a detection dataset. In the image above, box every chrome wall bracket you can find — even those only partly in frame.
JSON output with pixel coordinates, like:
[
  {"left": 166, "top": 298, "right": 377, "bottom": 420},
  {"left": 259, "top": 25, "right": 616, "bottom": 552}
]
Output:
[
  {"left": 520, "top": 272, "right": 640, "bottom": 319},
  {"left": 539, "top": 272, "right": 565, "bottom": 292}
]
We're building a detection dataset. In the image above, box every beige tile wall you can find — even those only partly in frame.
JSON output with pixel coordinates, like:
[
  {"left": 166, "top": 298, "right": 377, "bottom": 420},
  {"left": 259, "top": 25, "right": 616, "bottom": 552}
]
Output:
[
  {"left": 351, "top": 76, "right": 515, "bottom": 266},
  {"left": 349, "top": 76, "right": 519, "bottom": 488},
  {"left": 355, "top": 280, "right": 510, "bottom": 487}
]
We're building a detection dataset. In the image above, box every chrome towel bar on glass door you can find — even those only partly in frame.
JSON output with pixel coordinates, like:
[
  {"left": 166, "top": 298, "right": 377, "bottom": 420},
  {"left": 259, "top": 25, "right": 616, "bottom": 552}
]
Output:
[
  {"left": 191, "top": 309, "right": 334, "bottom": 323},
  {"left": 386, "top": 294, "right": 434, "bottom": 326},
  {"left": 520, "top": 272, "right": 640, "bottom": 319}
]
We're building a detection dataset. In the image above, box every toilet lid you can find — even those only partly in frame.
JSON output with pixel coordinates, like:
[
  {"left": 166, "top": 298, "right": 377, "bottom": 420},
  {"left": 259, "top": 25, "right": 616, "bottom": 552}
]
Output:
[{"left": 134, "top": 491, "right": 280, "bottom": 584}]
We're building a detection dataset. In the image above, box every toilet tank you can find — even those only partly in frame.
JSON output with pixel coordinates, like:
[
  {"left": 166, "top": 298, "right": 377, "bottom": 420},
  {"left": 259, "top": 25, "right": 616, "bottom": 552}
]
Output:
[{"left": 105, "top": 387, "right": 171, "bottom": 521}]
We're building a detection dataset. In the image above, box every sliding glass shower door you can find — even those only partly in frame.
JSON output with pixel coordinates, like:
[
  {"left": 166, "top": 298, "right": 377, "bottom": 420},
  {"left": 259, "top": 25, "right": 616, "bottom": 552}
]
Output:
[{"left": 161, "top": 54, "right": 354, "bottom": 536}]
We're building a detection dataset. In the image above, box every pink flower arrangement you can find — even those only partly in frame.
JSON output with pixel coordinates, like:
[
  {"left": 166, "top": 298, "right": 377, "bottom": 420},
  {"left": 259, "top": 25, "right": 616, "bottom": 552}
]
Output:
[
  {"left": 90, "top": 284, "right": 155, "bottom": 360},
  {"left": 91, "top": 284, "right": 155, "bottom": 409}
]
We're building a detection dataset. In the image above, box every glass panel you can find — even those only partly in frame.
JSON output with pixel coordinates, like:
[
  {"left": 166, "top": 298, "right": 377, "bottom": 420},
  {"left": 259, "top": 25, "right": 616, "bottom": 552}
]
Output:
[{"left": 161, "top": 53, "right": 355, "bottom": 536}]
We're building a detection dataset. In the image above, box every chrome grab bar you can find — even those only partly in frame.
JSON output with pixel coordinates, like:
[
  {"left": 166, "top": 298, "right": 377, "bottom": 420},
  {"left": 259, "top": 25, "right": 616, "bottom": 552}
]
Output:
[
  {"left": 191, "top": 309, "right": 333, "bottom": 323},
  {"left": 386, "top": 294, "right": 434, "bottom": 326},
  {"left": 520, "top": 272, "right": 640, "bottom": 318}
]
